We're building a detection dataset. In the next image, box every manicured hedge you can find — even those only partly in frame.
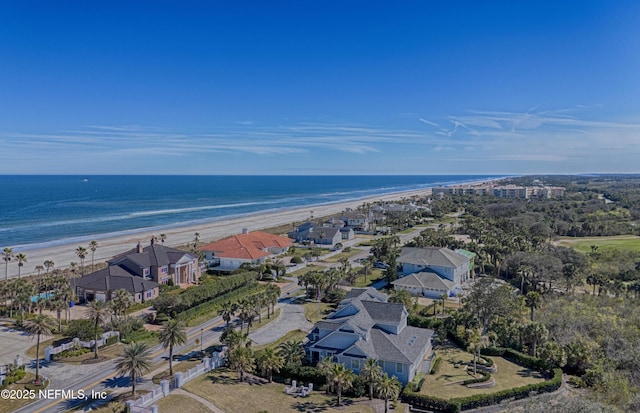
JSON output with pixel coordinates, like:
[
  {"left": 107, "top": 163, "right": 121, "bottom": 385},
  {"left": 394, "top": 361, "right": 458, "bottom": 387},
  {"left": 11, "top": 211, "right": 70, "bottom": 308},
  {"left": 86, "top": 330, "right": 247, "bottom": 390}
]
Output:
[
  {"left": 0, "top": 367, "right": 26, "bottom": 388},
  {"left": 402, "top": 365, "right": 562, "bottom": 412},
  {"left": 480, "top": 347, "right": 547, "bottom": 371},
  {"left": 430, "top": 357, "right": 442, "bottom": 375},
  {"left": 407, "top": 314, "right": 444, "bottom": 330},
  {"left": 461, "top": 369, "right": 490, "bottom": 385},
  {"left": 279, "top": 364, "right": 326, "bottom": 387},
  {"left": 177, "top": 283, "right": 266, "bottom": 325}
]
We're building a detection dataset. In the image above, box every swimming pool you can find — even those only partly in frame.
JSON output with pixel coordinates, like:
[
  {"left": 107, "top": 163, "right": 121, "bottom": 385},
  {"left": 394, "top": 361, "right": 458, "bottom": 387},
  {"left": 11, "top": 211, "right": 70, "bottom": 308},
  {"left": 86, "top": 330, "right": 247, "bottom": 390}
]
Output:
[{"left": 30, "top": 291, "right": 55, "bottom": 302}]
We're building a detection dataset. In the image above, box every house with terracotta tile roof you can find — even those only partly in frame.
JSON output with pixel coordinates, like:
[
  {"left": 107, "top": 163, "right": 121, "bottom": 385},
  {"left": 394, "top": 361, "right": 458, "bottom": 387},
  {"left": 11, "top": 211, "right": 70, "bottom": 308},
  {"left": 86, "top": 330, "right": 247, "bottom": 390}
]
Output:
[{"left": 200, "top": 229, "right": 292, "bottom": 271}]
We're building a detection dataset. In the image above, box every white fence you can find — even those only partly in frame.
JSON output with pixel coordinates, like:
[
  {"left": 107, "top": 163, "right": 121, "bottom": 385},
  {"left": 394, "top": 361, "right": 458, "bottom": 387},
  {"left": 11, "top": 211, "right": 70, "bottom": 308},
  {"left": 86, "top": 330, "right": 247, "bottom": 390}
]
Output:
[
  {"left": 45, "top": 331, "right": 120, "bottom": 361},
  {"left": 127, "top": 348, "right": 226, "bottom": 413}
]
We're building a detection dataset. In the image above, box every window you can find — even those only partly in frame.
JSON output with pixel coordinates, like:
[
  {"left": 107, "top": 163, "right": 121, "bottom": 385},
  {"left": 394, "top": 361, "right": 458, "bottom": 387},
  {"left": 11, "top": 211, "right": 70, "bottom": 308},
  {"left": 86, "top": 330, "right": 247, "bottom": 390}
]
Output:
[
  {"left": 146, "top": 291, "right": 152, "bottom": 298},
  {"left": 161, "top": 266, "right": 168, "bottom": 273},
  {"left": 377, "top": 360, "right": 384, "bottom": 369},
  {"left": 396, "top": 363, "right": 403, "bottom": 373},
  {"left": 351, "top": 359, "right": 360, "bottom": 370}
]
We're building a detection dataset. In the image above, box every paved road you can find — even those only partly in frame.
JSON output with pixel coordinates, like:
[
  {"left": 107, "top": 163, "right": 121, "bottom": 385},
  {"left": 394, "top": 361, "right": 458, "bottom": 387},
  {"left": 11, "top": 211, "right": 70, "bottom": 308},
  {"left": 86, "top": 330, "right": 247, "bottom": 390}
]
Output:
[{"left": 14, "top": 281, "right": 303, "bottom": 413}]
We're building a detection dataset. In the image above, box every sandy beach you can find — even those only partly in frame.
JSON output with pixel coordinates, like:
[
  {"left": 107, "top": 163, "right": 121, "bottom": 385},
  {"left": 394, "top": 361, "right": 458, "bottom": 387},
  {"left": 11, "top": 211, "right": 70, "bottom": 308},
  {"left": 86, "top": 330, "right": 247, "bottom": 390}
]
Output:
[{"left": 5, "top": 187, "right": 434, "bottom": 279}]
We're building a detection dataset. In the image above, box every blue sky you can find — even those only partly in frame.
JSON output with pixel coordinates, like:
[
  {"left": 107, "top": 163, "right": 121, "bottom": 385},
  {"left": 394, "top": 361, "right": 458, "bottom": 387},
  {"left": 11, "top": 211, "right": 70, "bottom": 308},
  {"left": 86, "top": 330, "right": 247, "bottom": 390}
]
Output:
[{"left": 0, "top": 1, "right": 639, "bottom": 175}]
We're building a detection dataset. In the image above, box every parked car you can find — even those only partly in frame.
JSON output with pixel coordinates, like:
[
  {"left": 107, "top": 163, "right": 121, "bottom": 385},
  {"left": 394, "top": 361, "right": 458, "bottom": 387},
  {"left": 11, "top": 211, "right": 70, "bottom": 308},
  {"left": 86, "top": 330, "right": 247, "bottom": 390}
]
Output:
[{"left": 373, "top": 261, "right": 389, "bottom": 269}]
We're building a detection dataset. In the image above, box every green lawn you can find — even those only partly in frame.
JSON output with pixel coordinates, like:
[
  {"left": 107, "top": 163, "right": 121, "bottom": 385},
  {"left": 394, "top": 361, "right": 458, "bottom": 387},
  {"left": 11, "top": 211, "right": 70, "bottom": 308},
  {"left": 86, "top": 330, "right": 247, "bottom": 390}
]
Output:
[
  {"left": 421, "top": 343, "right": 546, "bottom": 399},
  {"left": 352, "top": 270, "right": 384, "bottom": 288},
  {"left": 0, "top": 373, "right": 40, "bottom": 413},
  {"left": 183, "top": 368, "right": 376, "bottom": 413},
  {"left": 289, "top": 264, "right": 322, "bottom": 277},
  {"left": 555, "top": 235, "right": 640, "bottom": 253},
  {"left": 254, "top": 329, "right": 309, "bottom": 352},
  {"left": 297, "top": 298, "right": 334, "bottom": 323},
  {"left": 156, "top": 394, "right": 210, "bottom": 413},
  {"left": 323, "top": 249, "right": 361, "bottom": 263}
]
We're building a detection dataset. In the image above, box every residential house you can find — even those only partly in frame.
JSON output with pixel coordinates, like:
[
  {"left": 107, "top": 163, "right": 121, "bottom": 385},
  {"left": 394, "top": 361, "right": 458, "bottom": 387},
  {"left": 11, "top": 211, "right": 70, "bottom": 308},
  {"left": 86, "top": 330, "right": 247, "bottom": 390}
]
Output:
[
  {"left": 72, "top": 238, "right": 199, "bottom": 303},
  {"left": 340, "top": 209, "right": 371, "bottom": 232},
  {"left": 393, "top": 247, "right": 471, "bottom": 298},
  {"left": 200, "top": 230, "right": 292, "bottom": 271},
  {"left": 288, "top": 223, "right": 344, "bottom": 247},
  {"left": 307, "top": 288, "right": 434, "bottom": 385}
]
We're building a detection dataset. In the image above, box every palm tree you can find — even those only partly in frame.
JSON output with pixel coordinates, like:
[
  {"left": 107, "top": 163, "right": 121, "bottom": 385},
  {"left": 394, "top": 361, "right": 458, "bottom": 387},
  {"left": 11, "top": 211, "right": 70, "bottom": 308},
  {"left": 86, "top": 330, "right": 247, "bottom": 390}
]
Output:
[
  {"left": 89, "top": 241, "right": 99, "bottom": 273},
  {"left": 439, "top": 293, "right": 448, "bottom": 315},
  {"left": 265, "top": 285, "right": 280, "bottom": 318},
  {"left": 228, "top": 346, "right": 255, "bottom": 382},
  {"left": 3, "top": 247, "right": 13, "bottom": 281},
  {"left": 360, "top": 358, "right": 383, "bottom": 400},
  {"left": 75, "top": 246, "right": 87, "bottom": 275},
  {"left": 56, "top": 286, "right": 75, "bottom": 323},
  {"left": 15, "top": 253, "right": 27, "bottom": 279},
  {"left": 222, "top": 328, "right": 251, "bottom": 351},
  {"left": 330, "top": 363, "right": 355, "bottom": 406},
  {"left": 48, "top": 298, "right": 66, "bottom": 333},
  {"left": 160, "top": 234, "right": 167, "bottom": 245},
  {"left": 24, "top": 314, "right": 55, "bottom": 384},
  {"left": 361, "top": 259, "right": 373, "bottom": 284},
  {"left": 111, "top": 289, "right": 131, "bottom": 320},
  {"left": 524, "top": 291, "right": 542, "bottom": 322},
  {"left": 375, "top": 373, "right": 401, "bottom": 413},
  {"left": 278, "top": 340, "right": 305, "bottom": 367},
  {"left": 85, "top": 300, "right": 111, "bottom": 359},
  {"left": 218, "top": 301, "right": 237, "bottom": 331},
  {"left": 389, "top": 289, "right": 413, "bottom": 309},
  {"left": 257, "top": 347, "right": 284, "bottom": 382},
  {"left": 523, "top": 322, "right": 548, "bottom": 357},
  {"left": 115, "top": 342, "right": 153, "bottom": 397},
  {"left": 43, "top": 260, "right": 54, "bottom": 274},
  {"left": 14, "top": 280, "right": 34, "bottom": 323},
  {"left": 466, "top": 328, "right": 495, "bottom": 375},
  {"left": 317, "top": 357, "right": 335, "bottom": 395},
  {"left": 158, "top": 318, "right": 187, "bottom": 376}
]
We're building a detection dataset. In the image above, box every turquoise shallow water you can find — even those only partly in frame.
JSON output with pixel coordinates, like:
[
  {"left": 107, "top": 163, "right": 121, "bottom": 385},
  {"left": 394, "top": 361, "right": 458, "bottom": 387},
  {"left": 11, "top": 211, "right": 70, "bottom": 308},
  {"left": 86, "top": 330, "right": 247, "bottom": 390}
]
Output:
[{"left": 0, "top": 175, "right": 501, "bottom": 249}]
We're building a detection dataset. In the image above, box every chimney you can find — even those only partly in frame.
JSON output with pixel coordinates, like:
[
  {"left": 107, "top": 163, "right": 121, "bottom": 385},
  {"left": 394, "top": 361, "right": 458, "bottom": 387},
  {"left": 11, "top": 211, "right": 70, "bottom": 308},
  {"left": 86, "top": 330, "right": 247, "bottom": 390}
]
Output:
[
  {"left": 136, "top": 242, "right": 143, "bottom": 254},
  {"left": 242, "top": 228, "right": 248, "bottom": 235}
]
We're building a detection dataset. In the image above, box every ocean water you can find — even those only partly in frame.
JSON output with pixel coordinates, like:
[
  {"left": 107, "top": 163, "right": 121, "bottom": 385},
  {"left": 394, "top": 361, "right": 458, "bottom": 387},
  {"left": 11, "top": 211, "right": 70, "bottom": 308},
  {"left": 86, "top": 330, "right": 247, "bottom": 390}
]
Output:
[{"left": 0, "top": 175, "right": 501, "bottom": 250}]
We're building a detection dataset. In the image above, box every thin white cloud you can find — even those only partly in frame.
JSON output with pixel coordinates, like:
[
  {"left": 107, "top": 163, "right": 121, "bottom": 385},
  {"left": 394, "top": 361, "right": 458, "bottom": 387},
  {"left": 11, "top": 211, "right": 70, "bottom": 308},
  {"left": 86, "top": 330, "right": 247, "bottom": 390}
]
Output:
[{"left": 418, "top": 118, "right": 439, "bottom": 127}]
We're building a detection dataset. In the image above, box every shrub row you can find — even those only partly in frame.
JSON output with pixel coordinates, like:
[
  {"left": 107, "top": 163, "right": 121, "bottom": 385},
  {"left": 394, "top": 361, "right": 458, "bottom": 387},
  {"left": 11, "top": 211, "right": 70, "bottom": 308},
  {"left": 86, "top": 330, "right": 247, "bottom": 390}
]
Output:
[
  {"left": 154, "top": 272, "right": 257, "bottom": 314},
  {"left": 279, "top": 364, "right": 327, "bottom": 387},
  {"left": 0, "top": 367, "right": 26, "bottom": 389},
  {"left": 407, "top": 314, "right": 444, "bottom": 330},
  {"left": 461, "top": 369, "right": 491, "bottom": 385},
  {"left": 178, "top": 284, "right": 266, "bottom": 325},
  {"left": 430, "top": 357, "right": 442, "bottom": 375},
  {"left": 403, "top": 368, "right": 562, "bottom": 412},
  {"left": 53, "top": 347, "right": 90, "bottom": 360},
  {"left": 480, "top": 347, "right": 548, "bottom": 371}
]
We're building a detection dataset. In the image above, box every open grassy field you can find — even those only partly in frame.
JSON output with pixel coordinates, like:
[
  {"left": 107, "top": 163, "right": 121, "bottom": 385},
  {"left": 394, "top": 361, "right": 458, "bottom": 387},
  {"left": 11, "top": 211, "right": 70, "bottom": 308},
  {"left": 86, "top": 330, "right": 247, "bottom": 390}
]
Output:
[
  {"left": 421, "top": 343, "right": 546, "bottom": 399},
  {"left": 289, "top": 264, "right": 322, "bottom": 277},
  {"left": 183, "top": 368, "right": 375, "bottom": 413},
  {"left": 555, "top": 235, "right": 640, "bottom": 253}
]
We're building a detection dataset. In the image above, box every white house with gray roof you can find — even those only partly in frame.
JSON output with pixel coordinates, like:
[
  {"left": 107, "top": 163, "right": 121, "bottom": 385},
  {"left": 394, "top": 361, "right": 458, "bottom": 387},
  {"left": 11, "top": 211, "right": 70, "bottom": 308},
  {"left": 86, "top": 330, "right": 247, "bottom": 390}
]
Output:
[
  {"left": 307, "top": 288, "right": 433, "bottom": 384},
  {"left": 393, "top": 247, "right": 471, "bottom": 298}
]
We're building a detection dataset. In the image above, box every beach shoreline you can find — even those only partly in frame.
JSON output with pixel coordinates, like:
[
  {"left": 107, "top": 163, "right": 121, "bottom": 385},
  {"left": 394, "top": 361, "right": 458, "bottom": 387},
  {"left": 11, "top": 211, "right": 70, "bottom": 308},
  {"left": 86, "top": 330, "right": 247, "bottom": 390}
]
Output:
[{"left": 3, "top": 178, "right": 498, "bottom": 279}]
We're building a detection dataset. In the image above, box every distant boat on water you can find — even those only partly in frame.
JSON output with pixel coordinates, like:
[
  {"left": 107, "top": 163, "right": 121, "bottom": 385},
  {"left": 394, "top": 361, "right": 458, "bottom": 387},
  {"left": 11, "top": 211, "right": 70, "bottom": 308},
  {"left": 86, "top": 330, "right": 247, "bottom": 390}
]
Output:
[{"left": 82, "top": 178, "right": 89, "bottom": 182}]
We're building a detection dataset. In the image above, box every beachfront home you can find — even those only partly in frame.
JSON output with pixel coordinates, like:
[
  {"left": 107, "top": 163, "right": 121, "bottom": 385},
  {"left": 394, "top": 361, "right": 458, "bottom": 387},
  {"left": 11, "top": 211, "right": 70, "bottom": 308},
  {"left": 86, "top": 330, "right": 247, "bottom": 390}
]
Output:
[
  {"left": 200, "top": 230, "right": 292, "bottom": 271},
  {"left": 392, "top": 247, "right": 472, "bottom": 298},
  {"left": 340, "top": 209, "right": 371, "bottom": 232},
  {"left": 288, "top": 222, "right": 353, "bottom": 247},
  {"left": 306, "top": 288, "right": 434, "bottom": 385},
  {"left": 72, "top": 238, "right": 200, "bottom": 302}
]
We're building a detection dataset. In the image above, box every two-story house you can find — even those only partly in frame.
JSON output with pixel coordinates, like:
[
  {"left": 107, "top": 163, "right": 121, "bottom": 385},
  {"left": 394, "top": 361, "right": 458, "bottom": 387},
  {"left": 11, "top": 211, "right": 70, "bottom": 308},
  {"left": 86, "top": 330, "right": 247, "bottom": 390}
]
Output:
[
  {"left": 72, "top": 238, "right": 200, "bottom": 303},
  {"left": 392, "top": 247, "right": 472, "bottom": 298},
  {"left": 307, "top": 288, "right": 434, "bottom": 385}
]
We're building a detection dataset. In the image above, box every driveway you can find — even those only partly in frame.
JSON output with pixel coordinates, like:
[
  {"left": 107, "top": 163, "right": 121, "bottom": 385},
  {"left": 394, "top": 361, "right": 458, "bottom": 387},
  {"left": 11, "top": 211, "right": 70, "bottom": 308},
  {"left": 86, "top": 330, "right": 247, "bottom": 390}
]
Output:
[
  {"left": 249, "top": 299, "right": 313, "bottom": 345},
  {"left": 0, "top": 322, "right": 34, "bottom": 366}
]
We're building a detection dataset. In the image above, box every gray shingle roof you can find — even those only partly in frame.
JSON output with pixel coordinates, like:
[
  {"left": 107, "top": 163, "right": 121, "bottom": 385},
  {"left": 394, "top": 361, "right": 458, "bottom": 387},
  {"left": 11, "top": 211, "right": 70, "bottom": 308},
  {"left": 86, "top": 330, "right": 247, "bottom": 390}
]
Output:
[
  {"left": 72, "top": 267, "right": 159, "bottom": 294},
  {"left": 392, "top": 270, "right": 455, "bottom": 291},
  {"left": 308, "top": 287, "right": 433, "bottom": 367},
  {"left": 398, "top": 247, "right": 469, "bottom": 268}
]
